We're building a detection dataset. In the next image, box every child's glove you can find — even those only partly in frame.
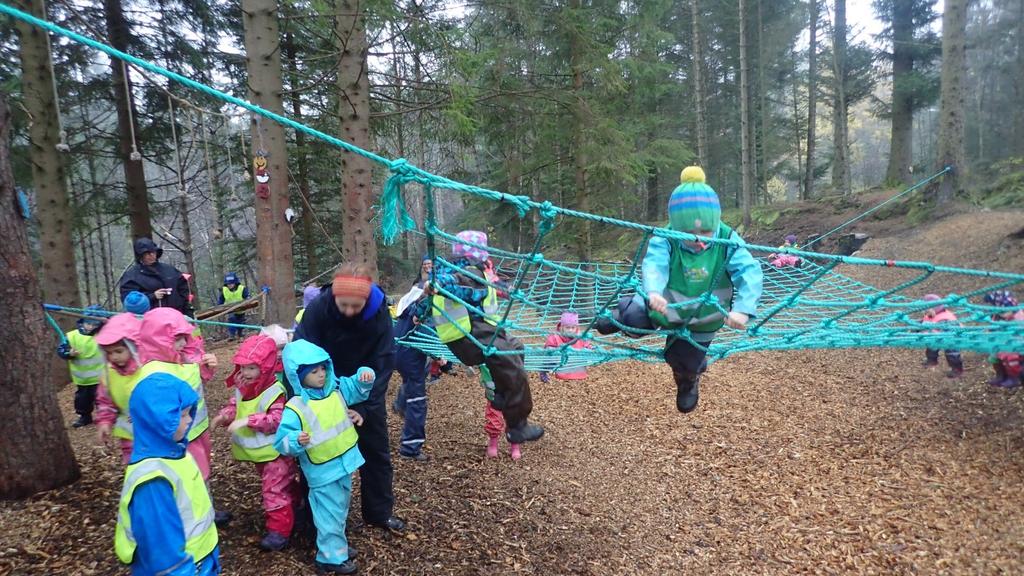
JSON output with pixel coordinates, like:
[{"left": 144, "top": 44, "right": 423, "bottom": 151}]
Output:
[
  {"left": 539, "top": 372, "right": 550, "bottom": 384},
  {"left": 57, "top": 342, "right": 75, "bottom": 359}
]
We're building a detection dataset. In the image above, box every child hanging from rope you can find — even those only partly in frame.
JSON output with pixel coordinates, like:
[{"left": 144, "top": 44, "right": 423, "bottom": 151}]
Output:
[
  {"left": 211, "top": 334, "right": 298, "bottom": 552},
  {"left": 274, "top": 339, "right": 374, "bottom": 575},
  {"left": 984, "top": 290, "right": 1023, "bottom": 389},
  {"left": 95, "top": 313, "right": 145, "bottom": 463},
  {"left": 920, "top": 294, "right": 964, "bottom": 378},
  {"left": 429, "top": 230, "right": 544, "bottom": 444},
  {"left": 113, "top": 372, "right": 221, "bottom": 576},
  {"left": 597, "top": 166, "right": 764, "bottom": 414},
  {"left": 480, "top": 365, "right": 522, "bottom": 460},
  {"left": 56, "top": 305, "right": 106, "bottom": 428},
  {"left": 539, "top": 312, "right": 593, "bottom": 384}
]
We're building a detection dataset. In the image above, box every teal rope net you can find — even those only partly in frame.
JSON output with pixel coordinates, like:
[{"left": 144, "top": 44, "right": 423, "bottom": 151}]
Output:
[{"left": 5, "top": 3, "right": 1022, "bottom": 372}]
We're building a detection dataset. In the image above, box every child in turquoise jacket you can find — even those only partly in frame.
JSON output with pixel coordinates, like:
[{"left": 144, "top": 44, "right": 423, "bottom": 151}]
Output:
[
  {"left": 274, "top": 339, "right": 374, "bottom": 574},
  {"left": 598, "top": 166, "right": 763, "bottom": 414}
]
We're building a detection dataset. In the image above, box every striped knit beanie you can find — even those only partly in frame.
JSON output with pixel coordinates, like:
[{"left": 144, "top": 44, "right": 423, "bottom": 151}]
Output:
[{"left": 668, "top": 166, "right": 721, "bottom": 233}]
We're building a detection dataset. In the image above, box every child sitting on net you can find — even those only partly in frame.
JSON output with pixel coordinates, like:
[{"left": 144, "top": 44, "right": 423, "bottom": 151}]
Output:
[
  {"left": 211, "top": 334, "right": 298, "bottom": 552},
  {"left": 769, "top": 234, "right": 802, "bottom": 268},
  {"left": 597, "top": 166, "right": 763, "bottom": 414},
  {"left": 539, "top": 312, "right": 593, "bottom": 383},
  {"left": 984, "top": 290, "right": 1023, "bottom": 389},
  {"left": 274, "top": 339, "right": 374, "bottom": 575},
  {"left": 920, "top": 294, "right": 964, "bottom": 378}
]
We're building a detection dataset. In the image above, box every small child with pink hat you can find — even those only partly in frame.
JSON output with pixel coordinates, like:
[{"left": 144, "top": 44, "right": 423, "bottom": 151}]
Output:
[
  {"left": 920, "top": 294, "right": 964, "bottom": 378},
  {"left": 539, "top": 311, "right": 593, "bottom": 383}
]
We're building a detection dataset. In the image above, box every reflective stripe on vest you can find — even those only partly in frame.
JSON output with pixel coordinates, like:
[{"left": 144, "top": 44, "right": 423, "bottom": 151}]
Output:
[
  {"left": 114, "top": 454, "right": 218, "bottom": 565},
  {"left": 431, "top": 286, "right": 499, "bottom": 344},
  {"left": 136, "top": 361, "right": 210, "bottom": 441},
  {"left": 67, "top": 331, "right": 103, "bottom": 386},
  {"left": 230, "top": 383, "right": 285, "bottom": 463},
  {"left": 222, "top": 284, "right": 246, "bottom": 304},
  {"left": 107, "top": 368, "right": 142, "bottom": 440},
  {"left": 285, "top": 391, "right": 358, "bottom": 464}
]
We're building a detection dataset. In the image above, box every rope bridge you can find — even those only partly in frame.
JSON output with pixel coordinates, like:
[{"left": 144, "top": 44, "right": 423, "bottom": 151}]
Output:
[{"left": 4, "top": 3, "right": 1022, "bottom": 372}]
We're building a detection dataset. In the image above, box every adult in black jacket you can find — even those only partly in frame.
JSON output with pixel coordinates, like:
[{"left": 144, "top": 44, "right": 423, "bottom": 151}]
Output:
[
  {"left": 295, "top": 264, "right": 402, "bottom": 531},
  {"left": 119, "top": 238, "right": 194, "bottom": 316}
]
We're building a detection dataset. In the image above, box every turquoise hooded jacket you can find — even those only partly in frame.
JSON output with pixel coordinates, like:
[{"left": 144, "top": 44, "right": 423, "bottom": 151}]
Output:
[{"left": 273, "top": 339, "right": 374, "bottom": 488}]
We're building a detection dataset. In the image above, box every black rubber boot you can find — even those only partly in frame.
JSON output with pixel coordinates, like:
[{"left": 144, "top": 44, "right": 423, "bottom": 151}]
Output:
[
  {"left": 506, "top": 421, "right": 545, "bottom": 443},
  {"left": 675, "top": 373, "right": 700, "bottom": 413}
]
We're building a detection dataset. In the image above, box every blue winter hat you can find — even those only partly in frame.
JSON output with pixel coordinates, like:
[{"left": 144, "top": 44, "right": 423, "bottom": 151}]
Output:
[
  {"left": 297, "top": 361, "right": 327, "bottom": 385},
  {"left": 224, "top": 272, "right": 240, "bottom": 285},
  {"left": 668, "top": 166, "right": 721, "bottom": 233},
  {"left": 77, "top": 305, "right": 105, "bottom": 334},
  {"left": 123, "top": 291, "right": 151, "bottom": 315}
]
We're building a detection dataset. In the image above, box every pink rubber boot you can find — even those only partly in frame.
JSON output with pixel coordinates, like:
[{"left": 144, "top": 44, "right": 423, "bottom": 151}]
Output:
[
  {"left": 510, "top": 443, "right": 522, "bottom": 461},
  {"left": 486, "top": 436, "right": 499, "bottom": 458}
]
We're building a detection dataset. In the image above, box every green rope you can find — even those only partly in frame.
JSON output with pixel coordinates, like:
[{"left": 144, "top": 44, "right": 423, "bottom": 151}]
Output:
[{"left": 7, "top": 2, "right": 1022, "bottom": 370}]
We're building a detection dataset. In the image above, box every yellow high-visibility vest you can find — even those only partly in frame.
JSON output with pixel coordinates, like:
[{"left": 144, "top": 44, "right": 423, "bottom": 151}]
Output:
[
  {"left": 285, "top": 390, "right": 358, "bottom": 464},
  {"left": 231, "top": 382, "right": 285, "bottom": 463},
  {"left": 66, "top": 330, "right": 103, "bottom": 386}
]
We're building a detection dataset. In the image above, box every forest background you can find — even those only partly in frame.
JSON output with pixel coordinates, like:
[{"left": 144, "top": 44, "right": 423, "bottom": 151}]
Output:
[{"left": 3, "top": 0, "right": 1022, "bottom": 322}]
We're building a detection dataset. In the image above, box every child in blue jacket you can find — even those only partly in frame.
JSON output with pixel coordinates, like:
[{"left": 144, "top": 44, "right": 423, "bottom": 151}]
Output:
[
  {"left": 114, "top": 372, "right": 221, "bottom": 576},
  {"left": 598, "top": 166, "right": 763, "bottom": 414},
  {"left": 274, "top": 339, "right": 374, "bottom": 575}
]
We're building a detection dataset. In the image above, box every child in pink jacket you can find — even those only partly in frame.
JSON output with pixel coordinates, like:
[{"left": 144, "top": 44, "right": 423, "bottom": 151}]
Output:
[
  {"left": 481, "top": 365, "right": 521, "bottom": 461},
  {"left": 94, "top": 313, "right": 144, "bottom": 463},
  {"left": 211, "top": 334, "right": 298, "bottom": 551},
  {"left": 921, "top": 294, "right": 964, "bottom": 378},
  {"left": 539, "top": 312, "right": 593, "bottom": 383}
]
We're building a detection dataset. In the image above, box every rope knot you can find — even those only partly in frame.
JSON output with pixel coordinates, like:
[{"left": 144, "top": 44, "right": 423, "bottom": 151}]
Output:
[{"left": 389, "top": 158, "right": 409, "bottom": 173}]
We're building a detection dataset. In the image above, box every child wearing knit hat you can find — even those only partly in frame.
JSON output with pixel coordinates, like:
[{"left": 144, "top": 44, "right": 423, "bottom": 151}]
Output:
[
  {"left": 920, "top": 294, "right": 964, "bottom": 378},
  {"left": 597, "top": 166, "right": 764, "bottom": 414}
]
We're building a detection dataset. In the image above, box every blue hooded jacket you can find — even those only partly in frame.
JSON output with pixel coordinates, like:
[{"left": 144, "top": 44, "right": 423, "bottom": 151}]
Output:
[
  {"left": 274, "top": 339, "right": 374, "bottom": 488},
  {"left": 125, "top": 373, "right": 220, "bottom": 576}
]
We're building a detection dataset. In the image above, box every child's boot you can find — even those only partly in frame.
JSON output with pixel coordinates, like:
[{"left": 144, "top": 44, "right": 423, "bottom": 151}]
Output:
[
  {"left": 506, "top": 421, "right": 544, "bottom": 443},
  {"left": 316, "top": 559, "right": 357, "bottom": 574},
  {"left": 259, "top": 531, "right": 289, "bottom": 552},
  {"left": 674, "top": 372, "right": 700, "bottom": 413},
  {"left": 988, "top": 363, "right": 1011, "bottom": 387},
  {"left": 945, "top": 353, "right": 964, "bottom": 379},
  {"left": 486, "top": 436, "right": 499, "bottom": 458},
  {"left": 510, "top": 443, "right": 522, "bottom": 461}
]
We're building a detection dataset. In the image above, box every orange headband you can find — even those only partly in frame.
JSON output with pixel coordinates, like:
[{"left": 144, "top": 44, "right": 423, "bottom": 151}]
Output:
[{"left": 332, "top": 274, "right": 372, "bottom": 299}]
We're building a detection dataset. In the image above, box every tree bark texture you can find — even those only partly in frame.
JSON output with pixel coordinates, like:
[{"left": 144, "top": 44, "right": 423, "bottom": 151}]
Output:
[
  {"left": 242, "top": 0, "right": 297, "bottom": 323},
  {"left": 934, "top": 0, "right": 967, "bottom": 204},
  {"left": 282, "top": 28, "right": 320, "bottom": 279},
  {"left": 691, "top": 0, "right": 708, "bottom": 166},
  {"left": 831, "top": 0, "right": 851, "bottom": 195},
  {"left": 739, "top": 0, "right": 753, "bottom": 228},
  {"left": 885, "top": 0, "right": 915, "bottom": 185},
  {"left": 103, "top": 0, "right": 152, "bottom": 240},
  {"left": 803, "top": 0, "right": 819, "bottom": 200},
  {"left": 14, "top": 0, "right": 82, "bottom": 318},
  {"left": 335, "top": 0, "right": 378, "bottom": 274},
  {"left": 0, "top": 96, "right": 82, "bottom": 500},
  {"left": 569, "top": 0, "right": 592, "bottom": 261}
]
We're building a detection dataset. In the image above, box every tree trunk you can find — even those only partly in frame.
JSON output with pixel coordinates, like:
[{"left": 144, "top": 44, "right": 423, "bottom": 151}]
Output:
[
  {"left": 168, "top": 104, "right": 199, "bottom": 307},
  {"left": 242, "top": 0, "right": 297, "bottom": 323},
  {"left": 934, "top": 0, "right": 967, "bottom": 204},
  {"left": 756, "top": 0, "right": 769, "bottom": 204},
  {"left": 792, "top": 50, "right": 804, "bottom": 200},
  {"left": 885, "top": 0, "right": 914, "bottom": 185},
  {"left": 14, "top": 0, "right": 82, "bottom": 327},
  {"left": 103, "top": 0, "right": 151, "bottom": 240},
  {"left": 831, "top": 0, "right": 851, "bottom": 195},
  {"left": 282, "top": 29, "right": 319, "bottom": 279},
  {"left": 739, "top": 0, "right": 753, "bottom": 228},
  {"left": 691, "top": 0, "right": 708, "bottom": 166},
  {"left": 0, "top": 96, "right": 81, "bottom": 500},
  {"left": 569, "top": 0, "right": 592, "bottom": 261},
  {"left": 803, "top": 0, "right": 819, "bottom": 200},
  {"left": 335, "top": 0, "right": 378, "bottom": 274}
]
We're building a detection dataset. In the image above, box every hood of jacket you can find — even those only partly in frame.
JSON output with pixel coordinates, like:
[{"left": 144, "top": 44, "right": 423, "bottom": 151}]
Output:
[
  {"left": 132, "top": 237, "right": 164, "bottom": 262},
  {"left": 282, "top": 339, "right": 339, "bottom": 403},
  {"left": 302, "top": 285, "right": 320, "bottom": 308},
  {"left": 96, "top": 313, "right": 143, "bottom": 375},
  {"left": 128, "top": 372, "right": 198, "bottom": 463},
  {"left": 138, "top": 308, "right": 196, "bottom": 364},
  {"left": 226, "top": 334, "right": 280, "bottom": 398}
]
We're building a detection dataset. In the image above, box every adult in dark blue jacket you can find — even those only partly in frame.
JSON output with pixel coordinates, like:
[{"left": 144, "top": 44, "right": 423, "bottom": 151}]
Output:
[
  {"left": 119, "top": 238, "right": 194, "bottom": 317},
  {"left": 294, "top": 263, "right": 402, "bottom": 531}
]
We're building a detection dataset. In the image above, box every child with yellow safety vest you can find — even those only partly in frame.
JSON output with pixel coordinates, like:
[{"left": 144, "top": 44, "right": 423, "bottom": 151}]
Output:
[
  {"left": 114, "top": 372, "right": 221, "bottom": 576},
  {"left": 275, "top": 339, "right": 374, "bottom": 575},
  {"left": 95, "top": 313, "right": 145, "bottom": 463},
  {"left": 596, "top": 166, "right": 763, "bottom": 414},
  {"left": 56, "top": 305, "right": 106, "bottom": 427},
  {"left": 430, "top": 231, "right": 544, "bottom": 445},
  {"left": 211, "top": 334, "right": 298, "bottom": 552}
]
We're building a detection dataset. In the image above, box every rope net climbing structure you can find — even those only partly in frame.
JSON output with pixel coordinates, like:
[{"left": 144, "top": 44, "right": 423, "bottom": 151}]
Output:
[{"left": 3, "top": 2, "right": 1021, "bottom": 372}]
